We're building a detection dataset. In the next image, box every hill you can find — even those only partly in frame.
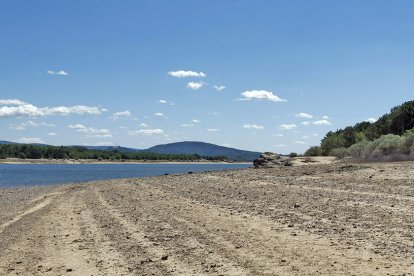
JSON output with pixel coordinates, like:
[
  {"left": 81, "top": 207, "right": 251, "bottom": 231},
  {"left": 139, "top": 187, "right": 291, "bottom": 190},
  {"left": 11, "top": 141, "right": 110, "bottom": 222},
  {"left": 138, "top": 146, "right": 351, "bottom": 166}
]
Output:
[
  {"left": 84, "top": 146, "right": 141, "bottom": 153},
  {"left": 146, "top": 141, "right": 260, "bottom": 162},
  {"left": 0, "top": 141, "right": 17, "bottom": 145},
  {"left": 0, "top": 141, "right": 259, "bottom": 162}
]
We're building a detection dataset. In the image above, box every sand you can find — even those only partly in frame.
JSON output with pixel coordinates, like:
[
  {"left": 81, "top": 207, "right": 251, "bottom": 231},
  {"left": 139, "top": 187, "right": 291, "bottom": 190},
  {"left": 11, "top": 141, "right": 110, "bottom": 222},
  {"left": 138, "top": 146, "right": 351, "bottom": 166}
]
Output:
[{"left": 1, "top": 161, "right": 414, "bottom": 275}]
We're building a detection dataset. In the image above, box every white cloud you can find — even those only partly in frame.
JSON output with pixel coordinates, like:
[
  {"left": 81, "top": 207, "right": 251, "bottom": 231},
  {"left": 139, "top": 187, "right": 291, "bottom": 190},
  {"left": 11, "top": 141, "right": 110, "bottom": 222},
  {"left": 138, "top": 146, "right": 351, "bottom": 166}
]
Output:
[
  {"left": 275, "top": 144, "right": 287, "bottom": 147},
  {"left": 366, "top": 118, "right": 377, "bottom": 123},
  {"left": 168, "top": 70, "right": 206, "bottom": 78},
  {"left": 95, "top": 142, "right": 113, "bottom": 146},
  {"left": 243, "top": 124, "right": 264, "bottom": 130},
  {"left": 154, "top": 112, "right": 165, "bottom": 117},
  {"left": 322, "top": 115, "right": 329, "bottom": 119},
  {"left": 214, "top": 85, "right": 226, "bottom": 91},
  {"left": 128, "top": 129, "right": 164, "bottom": 136},
  {"left": 68, "top": 124, "right": 112, "bottom": 138},
  {"left": 10, "top": 120, "right": 55, "bottom": 130},
  {"left": 158, "top": 99, "right": 175, "bottom": 106},
  {"left": 240, "top": 90, "right": 286, "bottom": 102},
  {"left": 273, "top": 134, "right": 284, "bottom": 137},
  {"left": 0, "top": 100, "right": 102, "bottom": 118},
  {"left": 222, "top": 143, "right": 231, "bottom": 147},
  {"left": 47, "top": 70, "right": 68, "bottom": 76},
  {"left": 207, "top": 128, "right": 220, "bottom": 132},
  {"left": 42, "top": 106, "right": 101, "bottom": 116},
  {"left": 296, "top": 112, "right": 313, "bottom": 119},
  {"left": 191, "top": 119, "right": 200, "bottom": 123},
  {"left": 47, "top": 132, "right": 58, "bottom": 136},
  {"left": 303, "top": 120, "right": 332, "bottom": 126},
  {"left": 312, "top": 120, "right": 332, "bottom": 125},
  {"left": 293, "top": 141, "right": 306, "bottom": 144},
  {"left": 18, "top": 137, "right": 45, "bottom": 144},
  {"left": 140, "top": 123, "right": 149, "bottom": 128},
  {"left": 111, "top": 110, "right": 132, "bottom": 120},
  {"left": 180, "top": 124, "right": 194, "bottom": 127},
  {"left": 10, "top": 125, "right": 25, "bottom": 131},
  {"left": 68, "top": 124, "right": 86, "bottom": 129},
  {"left": 24, "top": 120, "right": 54, "bottom": 127},
  {"left": 279, "top": 124, "right": 297, "bottom": 130},
  {"left": 186, "top": 81, "right": 204, "bottom": 90},
  {"left": 0, "top": 99, "right": 27, "bottom": 106}
]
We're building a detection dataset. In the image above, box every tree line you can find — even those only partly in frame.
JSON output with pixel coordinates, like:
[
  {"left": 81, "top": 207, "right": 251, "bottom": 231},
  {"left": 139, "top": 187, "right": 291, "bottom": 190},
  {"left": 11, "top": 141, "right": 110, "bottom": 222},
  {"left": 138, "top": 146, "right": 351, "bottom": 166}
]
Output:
[
  {"left": 305, "top": 100, "right": 414, "bottom": 160},
  {"left": 0, "top": 144, "right": 228, "bottom": 161}
]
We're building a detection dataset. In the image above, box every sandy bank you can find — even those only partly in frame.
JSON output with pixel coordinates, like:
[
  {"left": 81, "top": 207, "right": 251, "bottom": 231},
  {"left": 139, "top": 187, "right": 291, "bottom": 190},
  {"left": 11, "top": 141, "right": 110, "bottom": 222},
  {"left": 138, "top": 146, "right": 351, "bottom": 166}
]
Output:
[{"left": 1, "top": 161, "right": 414, "bottom": 275}]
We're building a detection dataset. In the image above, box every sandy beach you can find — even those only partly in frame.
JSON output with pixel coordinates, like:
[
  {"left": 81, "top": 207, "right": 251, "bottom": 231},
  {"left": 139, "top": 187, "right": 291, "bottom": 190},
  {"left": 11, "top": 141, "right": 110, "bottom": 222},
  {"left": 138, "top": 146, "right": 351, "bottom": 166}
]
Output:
[{"left": 1, "top": 161, "right": 414, "bottom": 275}]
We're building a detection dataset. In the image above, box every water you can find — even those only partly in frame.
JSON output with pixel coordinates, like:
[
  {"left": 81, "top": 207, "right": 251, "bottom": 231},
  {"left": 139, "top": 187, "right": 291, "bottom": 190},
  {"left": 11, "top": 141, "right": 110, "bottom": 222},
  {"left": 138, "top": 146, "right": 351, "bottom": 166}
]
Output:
[{"left": 0, "top": 163, "right": 251, "bottom": 188}]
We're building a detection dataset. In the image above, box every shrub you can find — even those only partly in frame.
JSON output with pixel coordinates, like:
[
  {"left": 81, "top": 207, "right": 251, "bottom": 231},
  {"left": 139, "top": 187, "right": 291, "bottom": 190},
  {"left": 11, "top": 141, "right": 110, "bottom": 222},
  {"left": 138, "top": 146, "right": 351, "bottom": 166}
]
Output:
[
  {"left": 348, "top": 140, "right": 370, "bottom": 158},
  {"left": 289, "top": 152, "right": 298, "bottom": 158},
  {"left": 399, "top": 130, "right": 414, "bottom": 155},
  {"left": 373, "top": 134, "right": 401, "bottom": 156},
  {"left": 304, "top": 146, "right": 322, "bottom": 156},
  {"left": 330, "top": 147, "right": 348, "bottom": 159}
]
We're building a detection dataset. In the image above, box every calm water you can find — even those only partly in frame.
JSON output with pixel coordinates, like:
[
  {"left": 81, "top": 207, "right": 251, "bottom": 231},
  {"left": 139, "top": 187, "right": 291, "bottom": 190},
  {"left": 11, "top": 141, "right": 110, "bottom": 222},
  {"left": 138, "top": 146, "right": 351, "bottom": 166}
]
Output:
[{"left": 0, "top": 163, "right": 251, "bottom": 188}]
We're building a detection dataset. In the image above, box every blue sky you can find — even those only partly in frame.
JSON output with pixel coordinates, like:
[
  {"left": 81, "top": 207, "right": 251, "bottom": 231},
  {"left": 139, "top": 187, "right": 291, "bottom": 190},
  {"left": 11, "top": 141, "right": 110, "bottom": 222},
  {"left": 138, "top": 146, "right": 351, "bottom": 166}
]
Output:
[{"left": 1, "top": 0, "right": 414, "bottom": 153}]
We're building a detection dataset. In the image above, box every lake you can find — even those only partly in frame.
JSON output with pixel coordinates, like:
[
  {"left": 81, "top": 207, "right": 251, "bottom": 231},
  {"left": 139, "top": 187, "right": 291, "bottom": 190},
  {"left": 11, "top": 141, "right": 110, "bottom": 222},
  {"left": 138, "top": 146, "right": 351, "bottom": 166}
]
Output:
[{"left": 0, "top": 163, "right": 251, "bottom": 188}]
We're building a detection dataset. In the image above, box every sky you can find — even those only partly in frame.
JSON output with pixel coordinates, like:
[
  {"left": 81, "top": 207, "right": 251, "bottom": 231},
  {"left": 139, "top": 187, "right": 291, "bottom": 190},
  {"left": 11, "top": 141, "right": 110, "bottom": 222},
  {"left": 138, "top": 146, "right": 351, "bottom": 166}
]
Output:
[{"left": 1, "top": 0, "right": 414, "bottom": 153}]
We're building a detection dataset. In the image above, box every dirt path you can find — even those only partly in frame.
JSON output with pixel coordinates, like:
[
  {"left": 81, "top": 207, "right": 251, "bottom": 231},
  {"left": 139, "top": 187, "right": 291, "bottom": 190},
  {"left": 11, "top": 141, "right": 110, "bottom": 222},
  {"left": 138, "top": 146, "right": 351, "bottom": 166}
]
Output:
[{"left": 1, "top": 162, "right": 414, "bottom": 275}]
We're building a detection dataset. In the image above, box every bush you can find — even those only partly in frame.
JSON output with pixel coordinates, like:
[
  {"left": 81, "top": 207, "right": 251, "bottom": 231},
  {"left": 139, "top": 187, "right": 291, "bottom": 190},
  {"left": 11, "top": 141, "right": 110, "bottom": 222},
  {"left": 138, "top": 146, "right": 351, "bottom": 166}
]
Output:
[
  {"left": 368, "top": 134, "right": 401, "bottom": 158},
  {"left": 289, "top": 152, "right": 298, "bottom": 158},
  {"left": 399, "top": 130, "right": 414, "bottom": 155},
  {"left": 330, "top": 147, "right": 348, "bottom": 159},
  {"left": 304, "top": 146, "right": 322, "bottom": 156},
  {"left": 348, "top": 141, "right": 370, "bottom": 158}
]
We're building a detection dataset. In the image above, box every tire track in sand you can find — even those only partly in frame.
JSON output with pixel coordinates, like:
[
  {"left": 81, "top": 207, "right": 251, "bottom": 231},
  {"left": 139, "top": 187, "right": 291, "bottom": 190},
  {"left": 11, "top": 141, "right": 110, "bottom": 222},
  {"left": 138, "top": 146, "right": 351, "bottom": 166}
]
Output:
[
  {"left": 0, "top": 192, "right": 62, "bottom": 235},
  {"left": 94, "top": 188, "right": 207, "bottom": 276}
]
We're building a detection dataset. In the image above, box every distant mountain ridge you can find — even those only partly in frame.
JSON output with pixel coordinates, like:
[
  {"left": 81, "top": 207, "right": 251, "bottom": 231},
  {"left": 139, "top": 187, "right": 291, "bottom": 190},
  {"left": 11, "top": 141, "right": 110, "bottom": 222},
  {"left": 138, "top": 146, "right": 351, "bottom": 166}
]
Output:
[
  {"left": 83, "top": 146, "right": 141, "bottom": 153},
  {"left": 0, "top": 141, "right": 17, "bottom": 145},
  {"left": 0, "top": 141, "right": 260, "bottom": 162},
  {"left": 146, "top": 141, "right": 260, "bottom": 161}
]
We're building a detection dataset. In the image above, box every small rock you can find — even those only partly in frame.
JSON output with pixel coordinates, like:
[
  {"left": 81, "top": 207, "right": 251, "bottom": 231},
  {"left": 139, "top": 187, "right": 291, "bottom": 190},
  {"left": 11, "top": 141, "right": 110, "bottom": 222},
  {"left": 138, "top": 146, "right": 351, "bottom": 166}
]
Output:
[{"left": 161, "top": 255, "right": 169, "bottom": 261}]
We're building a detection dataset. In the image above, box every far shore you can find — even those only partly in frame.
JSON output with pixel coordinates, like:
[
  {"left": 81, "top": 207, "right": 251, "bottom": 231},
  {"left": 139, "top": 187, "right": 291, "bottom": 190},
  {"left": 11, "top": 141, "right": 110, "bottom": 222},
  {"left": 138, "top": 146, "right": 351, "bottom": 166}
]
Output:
[{"left": 0, "top": 158, "right": 251, "bottom": 165}]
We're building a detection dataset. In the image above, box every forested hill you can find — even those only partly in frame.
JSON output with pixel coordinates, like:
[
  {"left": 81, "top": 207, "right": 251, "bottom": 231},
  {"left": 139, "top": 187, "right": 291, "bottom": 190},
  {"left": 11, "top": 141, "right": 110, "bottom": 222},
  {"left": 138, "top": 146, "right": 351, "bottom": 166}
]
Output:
[
  {"left": 306, "top": 100, "right": 414, "bottom": 160},
  {"left": 0, "top": 144, "right": 227, "bottom": 161},
  {"left": 146, "top": 141, "right": 261, "bottom": 162}
]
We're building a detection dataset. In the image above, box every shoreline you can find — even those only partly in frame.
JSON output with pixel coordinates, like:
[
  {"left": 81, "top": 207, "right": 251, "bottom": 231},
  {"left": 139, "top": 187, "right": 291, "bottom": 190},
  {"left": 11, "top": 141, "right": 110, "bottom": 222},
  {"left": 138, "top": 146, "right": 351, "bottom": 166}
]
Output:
[{"left": 0, "top": 158, "right": 251, "bottom": 165}]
